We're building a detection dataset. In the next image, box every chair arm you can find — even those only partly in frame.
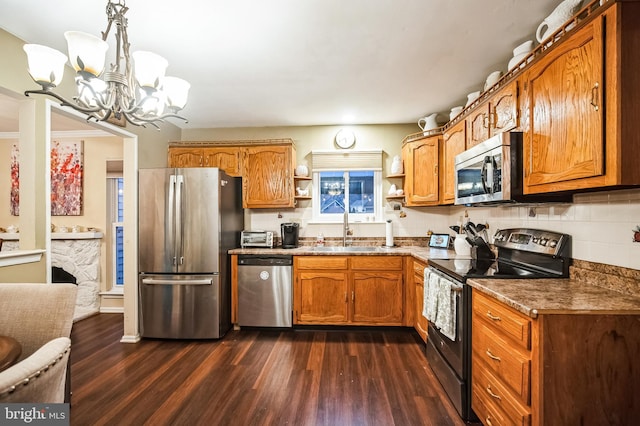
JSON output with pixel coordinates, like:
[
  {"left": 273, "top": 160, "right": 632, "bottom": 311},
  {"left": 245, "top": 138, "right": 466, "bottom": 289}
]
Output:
[{"left": 0, "top": 337, "right": 71, "bottom": 403}]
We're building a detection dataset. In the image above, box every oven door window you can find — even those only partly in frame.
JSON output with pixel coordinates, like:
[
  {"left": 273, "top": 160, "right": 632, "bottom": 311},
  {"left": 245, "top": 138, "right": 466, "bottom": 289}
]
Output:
[{"left": 456, "top": 153, "right": 503, "bottom": 202}]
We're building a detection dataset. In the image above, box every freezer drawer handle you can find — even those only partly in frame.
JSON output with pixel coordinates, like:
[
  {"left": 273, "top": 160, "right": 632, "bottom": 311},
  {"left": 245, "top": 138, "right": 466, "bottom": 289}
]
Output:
[{"left": 142, "top": 278, "right": 213, "bottom": 285}]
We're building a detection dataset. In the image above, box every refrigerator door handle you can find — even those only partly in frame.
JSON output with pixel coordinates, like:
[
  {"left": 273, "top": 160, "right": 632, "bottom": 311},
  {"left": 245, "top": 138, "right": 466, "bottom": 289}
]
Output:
[
  {"left": 175, "top": 174, "right": 185, "bottom": 266},
  {"left": 142, "top": 278, "right": 213, "bottom": 285},
  {"left": 168, "top": 174, "right": 177, "bottom": 266}
]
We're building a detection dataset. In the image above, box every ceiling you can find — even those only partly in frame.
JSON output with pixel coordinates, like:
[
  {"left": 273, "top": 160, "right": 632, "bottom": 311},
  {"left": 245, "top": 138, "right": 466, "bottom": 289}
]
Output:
[{"left": 0, "top": 0, "right": 563, "bottom": 131}]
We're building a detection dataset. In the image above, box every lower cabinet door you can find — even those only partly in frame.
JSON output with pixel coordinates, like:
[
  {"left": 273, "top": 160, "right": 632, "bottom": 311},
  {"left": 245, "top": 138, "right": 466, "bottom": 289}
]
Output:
[
  {"left": 295, "top": 272, "right": 348, "bottom": 324},
  {"left": 351, "top": 272, "right": 403, "bottom": 325}
]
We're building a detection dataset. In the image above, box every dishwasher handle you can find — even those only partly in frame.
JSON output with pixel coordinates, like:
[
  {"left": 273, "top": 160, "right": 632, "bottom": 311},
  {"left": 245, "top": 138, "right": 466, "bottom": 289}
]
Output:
[
  {"left": 238, "top": 255, "right": 293, "bottom": 266},
  {"left": 141, "top": 278, "right": 213, "bottom": 285}
]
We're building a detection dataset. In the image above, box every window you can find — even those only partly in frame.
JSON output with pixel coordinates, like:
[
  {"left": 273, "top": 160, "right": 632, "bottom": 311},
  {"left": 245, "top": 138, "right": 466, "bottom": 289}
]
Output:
[
  {"left": 106, "top": 159, "right": 124, "bottom": 288},
  {"left": 313, "top": 170, "right": 381, "bottom": 222},
  {"left": 310, "top": 149, "right": 383, "bottom": 223}
]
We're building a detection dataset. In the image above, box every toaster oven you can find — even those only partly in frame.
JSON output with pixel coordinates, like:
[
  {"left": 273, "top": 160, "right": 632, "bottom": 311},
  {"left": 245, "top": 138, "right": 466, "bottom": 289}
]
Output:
[{"left": 241, "top": 230, "right": 275, "bottom": 248}]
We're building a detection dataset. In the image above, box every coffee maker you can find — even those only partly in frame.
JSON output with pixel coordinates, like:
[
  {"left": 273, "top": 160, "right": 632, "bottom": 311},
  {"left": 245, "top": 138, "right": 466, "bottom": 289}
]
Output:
[{"left": 281, "top": 223, "right": 299, "bottom": 249}]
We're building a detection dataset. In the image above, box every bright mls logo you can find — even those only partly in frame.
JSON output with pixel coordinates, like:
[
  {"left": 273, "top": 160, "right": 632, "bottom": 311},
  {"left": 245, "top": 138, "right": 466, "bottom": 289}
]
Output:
[{"left": 1, "top": 404, "right": 69, "bottom": 425}]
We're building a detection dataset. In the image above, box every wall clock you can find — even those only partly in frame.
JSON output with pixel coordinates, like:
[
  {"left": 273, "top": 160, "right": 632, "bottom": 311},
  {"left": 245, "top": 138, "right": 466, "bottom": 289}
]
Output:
[{"left": 335, "top": 129, "right": 356, "bottom": 149}]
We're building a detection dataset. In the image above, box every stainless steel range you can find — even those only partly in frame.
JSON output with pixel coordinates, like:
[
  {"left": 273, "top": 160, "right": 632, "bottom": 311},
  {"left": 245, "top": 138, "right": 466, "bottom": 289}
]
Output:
[{"left": 424, "top": 228, "right": 571, "bottom": 422}]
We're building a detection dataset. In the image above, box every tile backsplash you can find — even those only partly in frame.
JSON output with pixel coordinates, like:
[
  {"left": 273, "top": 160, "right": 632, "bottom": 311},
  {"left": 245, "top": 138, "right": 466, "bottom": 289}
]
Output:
[{"left": 247, "top": 188, "right": 640, "bottom": 271}]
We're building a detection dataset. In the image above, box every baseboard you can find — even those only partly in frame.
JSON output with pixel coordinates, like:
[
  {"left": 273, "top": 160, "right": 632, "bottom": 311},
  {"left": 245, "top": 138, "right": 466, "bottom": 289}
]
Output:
[
  {"left": 100, "top": 306, "right": 124, "bottom": 313},
  {"left": 120, "top": 334, "right": 141, "bottom": 344}
]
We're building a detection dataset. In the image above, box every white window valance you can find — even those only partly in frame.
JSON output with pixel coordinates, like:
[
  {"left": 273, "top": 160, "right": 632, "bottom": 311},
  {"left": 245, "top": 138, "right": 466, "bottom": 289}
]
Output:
[{"left": 311, "top": 149, "right": 383, "bottom": 171}]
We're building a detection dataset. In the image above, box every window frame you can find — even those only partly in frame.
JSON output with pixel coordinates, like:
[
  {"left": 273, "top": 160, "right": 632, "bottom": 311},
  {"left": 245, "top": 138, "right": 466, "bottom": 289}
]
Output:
[{"left": 311, "top": 169, "right": 382, "bottom": 223}]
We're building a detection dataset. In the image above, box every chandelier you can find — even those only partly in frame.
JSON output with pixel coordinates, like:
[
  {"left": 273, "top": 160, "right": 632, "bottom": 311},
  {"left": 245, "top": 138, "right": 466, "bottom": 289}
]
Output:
[{"left": 23, "top": 0, "right": 189, "bottom": 128}]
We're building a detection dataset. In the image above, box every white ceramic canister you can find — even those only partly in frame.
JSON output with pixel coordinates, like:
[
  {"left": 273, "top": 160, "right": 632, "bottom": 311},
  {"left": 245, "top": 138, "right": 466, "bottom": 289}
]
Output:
[
  {"left": 295, "top": 164, "right": 309, "bottom": 177},
  {"left": 454, "top": 236, "right": 471, "bottom": 256},
  {"left": 391, "top": 155, "right": 403, "bottom": 174}
]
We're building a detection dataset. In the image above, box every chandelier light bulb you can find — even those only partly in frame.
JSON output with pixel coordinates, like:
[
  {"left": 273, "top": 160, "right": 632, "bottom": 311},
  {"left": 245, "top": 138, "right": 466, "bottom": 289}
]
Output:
[{"left": 23, "top": 44, "right": 68, "bottom": 87}]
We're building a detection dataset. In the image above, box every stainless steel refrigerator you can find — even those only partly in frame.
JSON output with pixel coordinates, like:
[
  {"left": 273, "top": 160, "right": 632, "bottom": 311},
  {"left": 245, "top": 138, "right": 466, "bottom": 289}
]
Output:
[{"left": 138, "top": 168, "right": 243, "bottom": 339}]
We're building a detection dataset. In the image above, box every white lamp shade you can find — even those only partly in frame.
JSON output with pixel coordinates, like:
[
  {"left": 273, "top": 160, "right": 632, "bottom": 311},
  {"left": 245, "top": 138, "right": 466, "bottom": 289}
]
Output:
[
  {"left": 163, "top": 76, "right": 190, "bottom": 109},
  {"left": 64, "top": 31, "right": 108, "bottom": 77},
  {"left": 23, "top": 44, "right": 68, "bottom": 86},
  {"left": 132, "top": 51, "right": 168, "bottom": 88}
]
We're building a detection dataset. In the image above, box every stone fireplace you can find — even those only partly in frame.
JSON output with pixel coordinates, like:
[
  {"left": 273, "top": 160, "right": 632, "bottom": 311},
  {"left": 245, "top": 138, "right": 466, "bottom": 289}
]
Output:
[{"left": 1, "top": 232, "right": 103, "bottom": 320}]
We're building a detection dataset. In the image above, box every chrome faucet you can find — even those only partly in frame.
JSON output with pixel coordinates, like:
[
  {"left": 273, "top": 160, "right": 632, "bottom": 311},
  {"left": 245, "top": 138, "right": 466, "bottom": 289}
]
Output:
[{"left": 343, "top": 209, "right": 353, "bottom": 246}]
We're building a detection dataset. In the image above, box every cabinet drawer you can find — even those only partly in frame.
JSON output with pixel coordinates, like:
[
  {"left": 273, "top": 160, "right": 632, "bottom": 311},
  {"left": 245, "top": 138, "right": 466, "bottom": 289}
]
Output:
[
  {"left": 472, "top": 359, "right": 531, "bottom": 426},
  {"left": 473, "top": 319, "right": 531, "bottom": 404},
  {"left": 413, "top": 261, "right": 427, "bottom": 277},
  {"left": 473, "top": 291, "right": 531, "bottom": 350},
  {"left": 351, "top": 256, "right": 403, "bottom": 271},
  {"left": 295, "top": 256, "right": 348, "bottom": 270}
]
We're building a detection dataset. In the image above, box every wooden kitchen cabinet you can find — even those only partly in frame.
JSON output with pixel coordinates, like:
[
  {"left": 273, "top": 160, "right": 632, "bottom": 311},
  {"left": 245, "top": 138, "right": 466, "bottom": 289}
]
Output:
[
  {"left": 169, "top": 145, "right": 240, "bottom": 174},
  {"left": 467, "top": 80, "right": 519, "bottom": 149},
  {"left": 521, "top": 2, "right": 640, "bottom": 193},
  {"left": 242, "top": 144, "right": 295, "bottom": 208},
  {"left": 472, "top": 289, "right": 640, "bottom": 426},
  {"left": 351, "top": 256, "right": 403, "bottom": 325},
  {"left": 471, "top": 291, "right": 533, "bottom": 425},
  {"left": 295, "top": 256, "right": 349, "bottom": 324},
  {"left": 441, "top": 120, "right": 466, "bottom": 204},
  {"left": 201, "top": 146, "right": 241, "bottom": 176},
  {"left": 294, "top": 256, "right": 404, "bottom": 325},
  {"left": 168, "top": 140, "right": 296, "bottom": 208},
  {"left": 403, "top": 135, "right": 440, "bottom": 206},
  {"left": 412, "top": 259, "right": 428, "bottom": 342},
  {"left": 168, "top": 146, "right": 205, "bottom": 167}
]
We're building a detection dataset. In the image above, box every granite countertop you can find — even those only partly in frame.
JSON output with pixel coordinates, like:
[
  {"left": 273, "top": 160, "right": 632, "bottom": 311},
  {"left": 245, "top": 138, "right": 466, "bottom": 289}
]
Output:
[
  {"left": 229, "top": 245, "right": 463, "bottom": 263},
  {"left": 229, "top": 245, "right": 640, "bottom": 318},
  {"left": 467, "top": 278, "right": 640, "bottom": 318}
]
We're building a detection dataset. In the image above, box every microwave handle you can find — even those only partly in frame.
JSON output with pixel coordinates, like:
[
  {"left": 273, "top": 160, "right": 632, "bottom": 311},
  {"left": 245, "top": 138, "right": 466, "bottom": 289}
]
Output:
[{"left": 481, "top": 156, "right": 492, "bottom": 194}]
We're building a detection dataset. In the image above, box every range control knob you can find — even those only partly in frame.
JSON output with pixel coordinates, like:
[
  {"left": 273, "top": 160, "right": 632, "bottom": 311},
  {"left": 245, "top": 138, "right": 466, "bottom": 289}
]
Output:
[
  {"left": 549, "top": 239, "right": 558, "bottom": 248},
  {"left": 540, "top": 238, "right": 548, "bottom": 246}
]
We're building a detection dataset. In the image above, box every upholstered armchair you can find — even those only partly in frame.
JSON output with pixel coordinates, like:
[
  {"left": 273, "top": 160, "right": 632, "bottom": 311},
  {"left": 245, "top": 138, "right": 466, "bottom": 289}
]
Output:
[{"left": 0, "top": 283, "right": 77, "bottom": 403}]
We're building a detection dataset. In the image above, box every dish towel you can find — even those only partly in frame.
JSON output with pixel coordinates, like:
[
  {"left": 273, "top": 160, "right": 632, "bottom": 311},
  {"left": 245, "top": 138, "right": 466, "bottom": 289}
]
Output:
[
  {"left": 434, "top": 276, "right": 458, "bottom": 341},
  {"left": 423, "top": 268, "right": 440, "bottom": 322},
  {"left": 422, "top": 268, "right": 430, "bottom": 320}
]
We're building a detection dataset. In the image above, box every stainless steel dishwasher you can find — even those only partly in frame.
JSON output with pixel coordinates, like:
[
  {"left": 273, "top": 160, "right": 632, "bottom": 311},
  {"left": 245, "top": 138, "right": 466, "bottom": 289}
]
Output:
[{"left": 237, "top": 255, "right": 293, "bottom": 327}]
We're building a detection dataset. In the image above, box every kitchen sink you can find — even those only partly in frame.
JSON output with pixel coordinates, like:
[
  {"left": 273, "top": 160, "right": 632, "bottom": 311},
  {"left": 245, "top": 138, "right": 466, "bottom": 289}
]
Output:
[{"left": 312, "top": 246, "right": 382, "bottom": 252}]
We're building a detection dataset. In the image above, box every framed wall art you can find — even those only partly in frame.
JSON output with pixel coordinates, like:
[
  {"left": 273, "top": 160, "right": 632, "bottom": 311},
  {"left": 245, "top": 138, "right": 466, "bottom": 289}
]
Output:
[{"left": 10, "top": 140, "right": 84, "bottom": 216}]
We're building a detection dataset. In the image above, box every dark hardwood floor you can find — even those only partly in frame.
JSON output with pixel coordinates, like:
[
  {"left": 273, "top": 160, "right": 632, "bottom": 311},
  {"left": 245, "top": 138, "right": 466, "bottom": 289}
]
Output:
[{"left": 70, "top": 314, "right": 471, "bottom": 426}]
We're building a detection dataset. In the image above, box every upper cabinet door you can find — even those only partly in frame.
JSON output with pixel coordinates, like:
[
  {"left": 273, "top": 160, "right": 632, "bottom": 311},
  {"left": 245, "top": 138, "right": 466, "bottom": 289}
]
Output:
[
  {"left": 202, "top": 147, "right": 242, "bottom": 176},
  {"left": 168, "top": 147, "right": 203, "bottom": 167},
  {"left": 491, "top": 80, "right": 519, "bottom": 135},
  {"left": 403, "top": 136, "right": 440, "bottom": 206},
  {"left": 523, "top": 18, "right": 604, "bottom": 190},
  {"left": 442, "top": 120, "right": 466, "bottom": 204},
  {"left": 242, "top": 145, "right": 295, "bottom": 208}
]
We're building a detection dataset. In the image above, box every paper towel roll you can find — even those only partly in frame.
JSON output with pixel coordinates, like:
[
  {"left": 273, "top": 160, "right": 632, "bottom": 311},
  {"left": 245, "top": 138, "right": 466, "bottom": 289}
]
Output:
[{"left": 385, "top": 220, "right": 394, "bottom": 247}]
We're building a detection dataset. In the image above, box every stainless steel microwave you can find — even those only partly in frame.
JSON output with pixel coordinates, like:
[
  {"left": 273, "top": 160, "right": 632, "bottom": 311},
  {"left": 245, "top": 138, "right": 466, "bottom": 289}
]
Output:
[
  {"left": 454, "top": 132, "right": 571, "bottom": 206},
  {"left": 241, "top": 230, "right": 275, "bottom": 248}
]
